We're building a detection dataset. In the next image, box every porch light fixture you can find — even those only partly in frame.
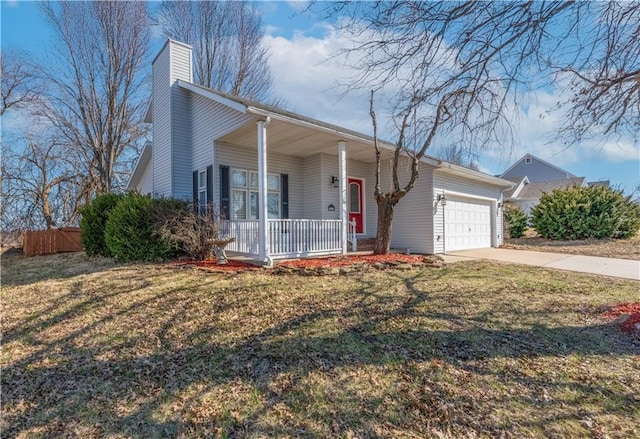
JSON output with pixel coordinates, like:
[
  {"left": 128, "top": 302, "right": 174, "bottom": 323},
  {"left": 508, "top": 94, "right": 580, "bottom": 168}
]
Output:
[
  {"left": 437, "top": 194, "right": 447, "bottom": 206},
  {"left": 330, "top": 176, "right": 339, "bottom": 187},
  {"left": 497, "top": 202, "right": 503, "bottom": 209}
]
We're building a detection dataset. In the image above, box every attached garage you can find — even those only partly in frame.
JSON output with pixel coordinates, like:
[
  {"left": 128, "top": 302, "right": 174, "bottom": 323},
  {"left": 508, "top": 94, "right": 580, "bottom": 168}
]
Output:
[
  {"left": 444, "top": 196, "right": 493, "bottom": 251},
  {"left": 432, "top": 169, "right": 512, "bottom": 254}
]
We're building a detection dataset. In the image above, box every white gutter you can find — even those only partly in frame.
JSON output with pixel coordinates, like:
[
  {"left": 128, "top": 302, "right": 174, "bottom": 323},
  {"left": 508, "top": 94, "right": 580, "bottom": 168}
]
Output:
[{"left": 435, "top": 161, "right": 515, "bottom": 188}]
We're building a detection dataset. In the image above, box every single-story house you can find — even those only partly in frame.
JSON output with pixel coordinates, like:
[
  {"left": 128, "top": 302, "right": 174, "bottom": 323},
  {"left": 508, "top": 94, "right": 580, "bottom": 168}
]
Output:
[
  {"left": 128, "top": 39, "right": 514, "bottom": 264},
  {"left": 500, "top": 153, "right": 608, "bottom": 217}
]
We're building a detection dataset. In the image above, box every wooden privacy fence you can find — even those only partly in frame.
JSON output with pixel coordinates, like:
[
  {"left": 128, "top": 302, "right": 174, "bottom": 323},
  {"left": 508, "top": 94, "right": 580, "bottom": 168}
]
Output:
[{"left": 23, "top": 227, "right": 83, "bottom": 257}]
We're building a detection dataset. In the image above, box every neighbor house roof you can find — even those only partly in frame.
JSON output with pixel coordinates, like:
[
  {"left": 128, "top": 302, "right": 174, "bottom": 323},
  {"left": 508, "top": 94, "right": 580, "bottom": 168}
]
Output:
[
  {"left": 500, "top": 152, "right": 577, "bottom": 180},
  {"left": 510, "top": 177, "right": 585, "bottom": 200}
]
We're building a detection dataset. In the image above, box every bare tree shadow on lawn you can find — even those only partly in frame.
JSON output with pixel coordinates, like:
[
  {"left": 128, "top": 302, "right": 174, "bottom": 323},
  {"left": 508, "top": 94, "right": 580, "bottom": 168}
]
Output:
[
  {"left": 2, "top": 267, "right": 639, "bottom": 437},
  {"left": 1, "top": 251, "right": 119, "bottom": 287}
]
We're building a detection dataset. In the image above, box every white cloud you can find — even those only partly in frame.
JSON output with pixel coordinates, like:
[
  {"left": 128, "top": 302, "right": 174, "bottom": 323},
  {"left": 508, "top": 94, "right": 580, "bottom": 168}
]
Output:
[
  {"left": 263, "top": 28, "right": 383, "bottom": 135},
  {"left": 262, "top": 22, "right": 639, "bottom": 190}
]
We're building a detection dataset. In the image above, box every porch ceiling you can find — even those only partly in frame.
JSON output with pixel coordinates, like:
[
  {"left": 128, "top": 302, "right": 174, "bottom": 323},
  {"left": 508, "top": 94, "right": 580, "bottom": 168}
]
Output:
[{"left": 218, "top": 117, "right": 379, "bottom": 163}]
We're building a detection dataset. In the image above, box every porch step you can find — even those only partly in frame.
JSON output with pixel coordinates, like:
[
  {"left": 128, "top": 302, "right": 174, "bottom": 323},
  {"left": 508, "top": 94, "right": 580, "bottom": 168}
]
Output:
[{"left": 348, "top": 238, "right": 376, "bottom": 252}]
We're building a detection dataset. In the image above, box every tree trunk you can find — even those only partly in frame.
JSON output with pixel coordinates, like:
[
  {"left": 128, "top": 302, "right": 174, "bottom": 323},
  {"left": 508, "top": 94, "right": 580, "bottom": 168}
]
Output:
[{"left": 374, "top": 198, "right": 396, "bottom": 254}]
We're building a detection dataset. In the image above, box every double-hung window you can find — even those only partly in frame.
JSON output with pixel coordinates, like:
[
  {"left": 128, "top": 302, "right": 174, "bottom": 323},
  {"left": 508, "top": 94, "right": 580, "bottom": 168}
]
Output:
[
  {"left": 231, "top": 169, "right": 280, "bottom": 219},
  {"left": 198, "top": 169, "right": 207, "bottom": 215}
]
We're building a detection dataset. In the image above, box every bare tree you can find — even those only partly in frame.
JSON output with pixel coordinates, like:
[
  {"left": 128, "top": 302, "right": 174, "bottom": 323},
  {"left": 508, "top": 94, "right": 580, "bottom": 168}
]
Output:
[
  {"left": 557, "top": 1, "right": 640, "bottom": 141},
  {"left": 325, "top": 2, "right": 572, "bottom": 253},
  {"left": 156, "top": 1, "right": 273, "bottom": 100},
  {"left": 0, "top": 50, "right": 41, "bottom": 117},
  {"left": 40, "top": 1, "right": 149, "bottom": 195},
  {"left": 432, "top": 144, "right": 480, "bottom": 171},
  {"left": 2, "top": 131, "right": 87, "bottom": 230},
  {"left": 318, "top": 1, "right": 638, "bottom": 254}
]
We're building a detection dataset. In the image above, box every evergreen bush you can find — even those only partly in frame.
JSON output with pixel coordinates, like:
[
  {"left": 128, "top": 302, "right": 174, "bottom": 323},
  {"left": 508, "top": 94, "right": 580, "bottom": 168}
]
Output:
[
  {"left": 104, "top": 193, "right": 177, "bottom": 262},
  {"left": 79, "top": 193, "right": 124, "bottom": 257},
  {"left": 531, "top": 185, "right": 640, "bottom": 240},
  {"left": 503, "top": 204, "right": 528, "bottom": 239}
]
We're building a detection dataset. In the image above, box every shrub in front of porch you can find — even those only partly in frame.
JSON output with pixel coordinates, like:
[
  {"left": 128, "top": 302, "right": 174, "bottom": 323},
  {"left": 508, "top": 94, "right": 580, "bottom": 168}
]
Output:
[
  {"left": 104, "top": 194, "right": 180, "bottom": 262},
  {"left": 155, "top": 203, "right": 231, "bottom": 261}
]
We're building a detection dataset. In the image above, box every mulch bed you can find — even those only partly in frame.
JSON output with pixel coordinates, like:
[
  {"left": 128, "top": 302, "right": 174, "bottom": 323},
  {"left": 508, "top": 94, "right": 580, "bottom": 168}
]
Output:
[
  {"left": 170, "top": 253, "right": 444, "bottom": 275},
  {"left": 171, "top": 259, "right": 260, "bottom": 272},
  {"left": 602, "top": 302, "right": 640, "bottom": 334},
  {"left": 278, "top": 253, "right": 426, "bottom": 269}
]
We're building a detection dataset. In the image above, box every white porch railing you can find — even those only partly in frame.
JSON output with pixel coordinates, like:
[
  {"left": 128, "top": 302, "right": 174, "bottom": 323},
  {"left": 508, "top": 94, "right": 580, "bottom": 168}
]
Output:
[
  {"left": 220, "top": 219, "right": 343, "bottom": 258},
  {"left": 220, "top": 220, "right": 259, "bottom": 255},
  {"left": 268, "top": 219, "right": 342, "bottom": 257}
]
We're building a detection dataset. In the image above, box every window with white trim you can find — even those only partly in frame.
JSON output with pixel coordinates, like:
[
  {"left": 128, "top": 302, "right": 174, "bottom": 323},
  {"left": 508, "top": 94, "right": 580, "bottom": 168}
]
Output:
[
  {"left": 198, "top": 169, "right": 207, "bottom": 215},
  {"left": 231, "top": 169, "right": 280, "bottom": 220}
]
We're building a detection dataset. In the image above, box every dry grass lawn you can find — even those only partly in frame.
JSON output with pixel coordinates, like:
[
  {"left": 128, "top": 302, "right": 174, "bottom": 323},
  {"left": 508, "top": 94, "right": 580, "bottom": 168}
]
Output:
[
  {"left": 2, "top": 251, "right": 639, "bottom": 438},
  {"left": 504, "top": 230, "right": 640, "bottom": 260}
]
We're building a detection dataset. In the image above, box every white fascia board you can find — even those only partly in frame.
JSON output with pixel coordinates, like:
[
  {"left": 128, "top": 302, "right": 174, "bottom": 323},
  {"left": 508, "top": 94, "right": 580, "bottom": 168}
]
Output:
[
  {"left": 436, "top": 162, "right": 515, "bottom": 188},
  {"left": 440, "top": 189, "right": 500, "bottom": 202},
  {"left": 509, "top": 176, "right": 529, "bottom": 198},
  {"left": 144, "top": 100, "right": 152, "bottom": 123},
  {"left": 176, "top": 80, "right": 247, "bottom": 114},
  {"left": 126, "top": 142, "right": 152, "bottom": 191}
]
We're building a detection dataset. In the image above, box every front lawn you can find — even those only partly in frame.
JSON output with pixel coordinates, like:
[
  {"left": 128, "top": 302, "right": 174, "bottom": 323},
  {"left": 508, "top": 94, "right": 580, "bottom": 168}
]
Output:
[{"left": 2, "top": 252, "right": 639, "bottom": 438}]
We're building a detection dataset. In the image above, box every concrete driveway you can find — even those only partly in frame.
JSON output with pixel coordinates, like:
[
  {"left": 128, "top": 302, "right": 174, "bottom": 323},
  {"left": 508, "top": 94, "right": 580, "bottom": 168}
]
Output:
[{"left": 442, "top": 248, "right": 640, "bottom": 281}]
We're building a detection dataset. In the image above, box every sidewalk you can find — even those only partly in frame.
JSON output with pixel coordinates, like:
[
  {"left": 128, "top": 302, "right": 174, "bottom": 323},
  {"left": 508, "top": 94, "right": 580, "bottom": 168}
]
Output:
[{"left": 442, "top": 248, "right": 640, "bottom": 281}]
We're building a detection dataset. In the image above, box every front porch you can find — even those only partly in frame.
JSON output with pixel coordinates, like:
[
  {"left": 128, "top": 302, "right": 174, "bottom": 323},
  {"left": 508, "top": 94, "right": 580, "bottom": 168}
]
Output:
[
  {"left": 221, "top": 218, "right": 358, "bottom": 262},
  {"left": 205, "top": 95, "right": 389, "bottom": 264}
]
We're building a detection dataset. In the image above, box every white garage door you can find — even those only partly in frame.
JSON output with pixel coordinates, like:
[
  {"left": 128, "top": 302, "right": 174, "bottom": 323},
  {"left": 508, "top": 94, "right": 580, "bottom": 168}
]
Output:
[{"left": 444, "top": 197, "right": 492, "bottom": 251}]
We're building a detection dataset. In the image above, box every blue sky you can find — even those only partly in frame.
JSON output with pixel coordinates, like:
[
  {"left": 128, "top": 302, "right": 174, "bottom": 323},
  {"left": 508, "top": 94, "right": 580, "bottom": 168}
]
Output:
[{"left": 2, "top": 1, "right": 638, "bottom": 193}]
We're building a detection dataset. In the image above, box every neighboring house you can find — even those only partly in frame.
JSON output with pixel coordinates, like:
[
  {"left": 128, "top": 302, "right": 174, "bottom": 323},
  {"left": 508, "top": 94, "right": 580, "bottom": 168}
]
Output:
[
  {"left": 500, "top": 153, "right": 606, "bottom": 217},
  {"left": 501, "top": 153, "right": 578, "bottom": 183},
  {"left": 128, "top": 39, "right": 514, "bottom": 263}
]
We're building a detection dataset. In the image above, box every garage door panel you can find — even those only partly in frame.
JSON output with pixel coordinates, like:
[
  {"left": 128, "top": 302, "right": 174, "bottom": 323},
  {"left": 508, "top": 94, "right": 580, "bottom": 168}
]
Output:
[{"left": 444, "top": 197, "right": 492, "bottom": 252}]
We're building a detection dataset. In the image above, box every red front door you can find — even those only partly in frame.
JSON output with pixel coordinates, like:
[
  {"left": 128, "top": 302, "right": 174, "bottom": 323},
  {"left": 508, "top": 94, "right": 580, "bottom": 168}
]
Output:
[{"left": 348, "top": 178, "right": 364, "bottom": 234}]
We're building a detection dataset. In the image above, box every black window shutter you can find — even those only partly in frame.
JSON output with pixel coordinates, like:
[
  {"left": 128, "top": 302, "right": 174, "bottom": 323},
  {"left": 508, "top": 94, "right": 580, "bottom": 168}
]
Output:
[
  {"left": 219, "top": 165, "right": 230, "bottom": 219},
  {"left": 206, "top": 165, "right": 213, "bottom": 205},
  {"left": 192, "top": 170, "right": 198, "bottom": 208},
  {"left": 281, "top": 173, "right": 289, "bottom": 219}
]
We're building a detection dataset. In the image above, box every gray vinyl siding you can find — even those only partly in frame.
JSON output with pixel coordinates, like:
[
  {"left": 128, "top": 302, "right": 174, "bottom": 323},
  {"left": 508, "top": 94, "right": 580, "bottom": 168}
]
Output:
[
  {"left": 502, "top": 156, "right": 572, "bottom": 182},
  {"left": 191, "top": 94, "right": 253, "bottom": 175},
  {"left": 171, "top": 85, "right": 191, "bottom": 200},
  {"left": 169, "top": 42, "right": 193, "bottom": 199},
  {"left": 433, "top": 171, "right": 503, "bottom": 253},
  {"left": 151, "top": 46, "right": 172, "bottom": 197},
  {"left": 302, "top": 154, "right": 323, "bottom": 219},
  {"left": 214, "top": 143, "right": 304, "bottom": 219},
  {"left": 320, "top": 153, "right": 375, "bottom": 237},
  {"left": 150, "top": 40, "right": 193, "bottom": 199},
  {"left": 382, "top": 159, "right": 435, "bottom": 254}
]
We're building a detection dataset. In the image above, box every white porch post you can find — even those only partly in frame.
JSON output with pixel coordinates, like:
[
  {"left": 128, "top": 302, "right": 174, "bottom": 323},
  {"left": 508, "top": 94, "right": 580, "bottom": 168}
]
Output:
[
  {"left": 338, "top": 141, "right": 348, "bottom": 255},
  {"left": 257, "top": 118, "right": 271, "bottom": 264}
]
